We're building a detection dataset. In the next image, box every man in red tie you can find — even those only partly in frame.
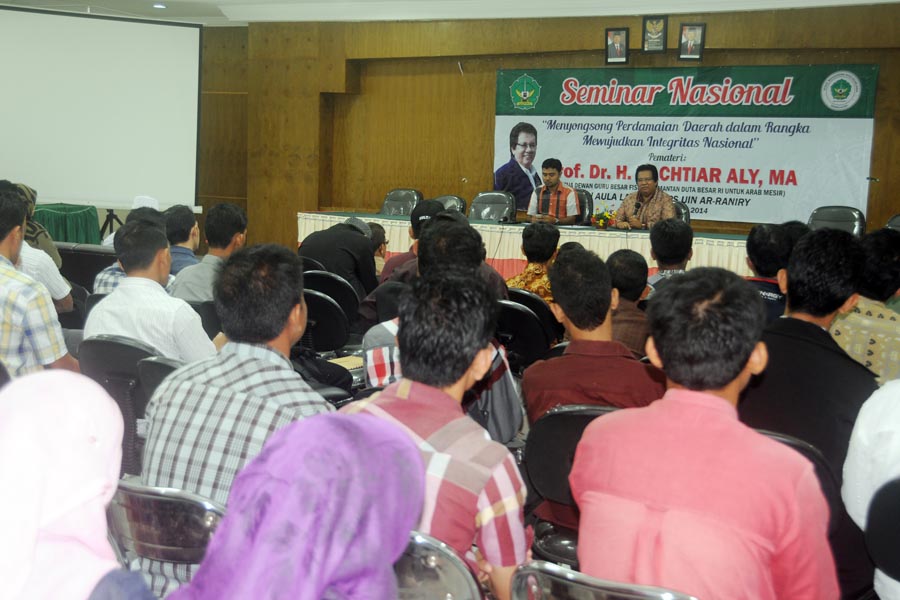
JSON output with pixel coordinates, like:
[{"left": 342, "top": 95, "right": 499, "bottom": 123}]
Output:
[{"left": 681, "top": 27, "right": 700, "bottom": 57}]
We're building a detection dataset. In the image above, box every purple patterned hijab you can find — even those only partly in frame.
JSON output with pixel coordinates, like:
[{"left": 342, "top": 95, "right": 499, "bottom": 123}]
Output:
[{"left": 169, "top": 413, "right": 425, "bottom": 600}]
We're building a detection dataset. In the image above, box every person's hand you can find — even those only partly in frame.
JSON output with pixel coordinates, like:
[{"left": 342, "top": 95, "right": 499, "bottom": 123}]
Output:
[{"left": 628, "top": 216, "right": 642, "bottom": 229}]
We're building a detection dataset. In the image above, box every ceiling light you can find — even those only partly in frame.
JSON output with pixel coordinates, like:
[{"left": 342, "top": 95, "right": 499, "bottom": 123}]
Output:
[{"left": 152, "top": 3, "right": 166, "bottom": 8}]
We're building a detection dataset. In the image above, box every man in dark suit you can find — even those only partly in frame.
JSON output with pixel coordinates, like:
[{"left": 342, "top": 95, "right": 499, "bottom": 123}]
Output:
[
  {"left": 298, "top": 217, "right": 377, "bottom": 299},
  {"left": 680, "top": 27, "right": 701, "bottom": 56},
  {"left": 739, "top": 228, "right": 877, "bottom": 599},
  {"left": 494, "top": 122, "right": 542, "bottom": 213},
  {"left": 607, "top": 32, "right": 626, "bottom": 61}
]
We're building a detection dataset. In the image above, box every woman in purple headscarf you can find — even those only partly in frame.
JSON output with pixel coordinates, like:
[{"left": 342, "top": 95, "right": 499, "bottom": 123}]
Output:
[{"left": 169, "top": 413, "right": 425, "bottom": 600}]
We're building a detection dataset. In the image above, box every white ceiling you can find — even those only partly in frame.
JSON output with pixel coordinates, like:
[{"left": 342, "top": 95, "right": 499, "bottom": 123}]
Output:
[{"left": 2, "top": 0, "right": 897, "bottom": 26}]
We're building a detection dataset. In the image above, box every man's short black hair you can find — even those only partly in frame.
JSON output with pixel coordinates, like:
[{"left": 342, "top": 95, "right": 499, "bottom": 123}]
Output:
[
  {"left": 541, "top": 158, "right": 562, "bottom": 172},
  {"left": 647, "top": 267, "right": 765, "bottom": 390},
  {"left": 206, "top": 203, "right": 247, "bottom": 249},
  {"left": 0, "top": 183, "right": 27, "bottom": 240},
  {"left": 786, "top": 229, "right": 864, "bottom": 317},
  {"left": 858, "top": 228, "right": 900, "bottom": 302},
  {"left": 114, "top": 220, "right": 169, "bottom": 273},
  {"left": 368, "top": 222, "right": 387, "bottom": 253},
  {"left": 746, "top": 224, "right": 790, "bottom": 278},
  {"left": 650, "top": 218, "right": 693, "bottom": 266},
  {"left": 522, "top": 222, "right": 559, "bottom": 263},
  {"left": 397, "top": 273, "right": 497, "bottom": 388},
  {"left": 164, "top": 205, "right": 196, "bottom": 245},
  {"left": 418, "top": 218, "right": 483, "bottom": 276},
  {"left": 557, "top": 241, "right": 584, "bottom": 257},
  {"left": 607, "top": 249, "right": 648, "bottom": 302},
  {"left": 781, "top": 220, "right": 810, "bottom": 253},
  {"left": 549, "top": 248, "right": 612, "bottom": 330},
  {"left": 215, "top": 244, "right": 304, "bottom": 343},
  {"left": 125, "top": 206, "right": 165, "bottom": 230},
  {"left": 509, "top": 122, "right": 537, "bottom": 151},
  {"left": 635, "top": 164, "right": 659, "bottom": 183}
]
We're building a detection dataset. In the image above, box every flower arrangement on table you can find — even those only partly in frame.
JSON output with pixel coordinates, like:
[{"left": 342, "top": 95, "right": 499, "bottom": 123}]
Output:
[{"left": 590, "top": 202, "right": 617, "bottom": 229}]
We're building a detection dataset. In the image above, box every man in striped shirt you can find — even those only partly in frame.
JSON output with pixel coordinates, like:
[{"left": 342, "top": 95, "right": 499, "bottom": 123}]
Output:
[
  {"left": 344, "top": 273, "right": 528, "bottom": 600},
  {"left": 140, "top": 244, "right": 332, "bottom": 596}
]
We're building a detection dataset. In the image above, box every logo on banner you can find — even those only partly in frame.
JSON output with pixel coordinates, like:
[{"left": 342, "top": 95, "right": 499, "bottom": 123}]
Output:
[
  {"left": 821, "top": 71, "right": 862, "bottom": 111},
  {"left": 510, "top": 74, "right": 542, "bottom": 110}
]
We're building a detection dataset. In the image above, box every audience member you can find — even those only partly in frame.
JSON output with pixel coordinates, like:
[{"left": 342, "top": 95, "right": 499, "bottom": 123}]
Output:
[
  {"left": 506, "top": 221, "right": 559, "bottom": 303},
  {"left": 739, "top": 228, "right": 876, "bottom": 598},
  {"left": 830, "top": 228, "right": 900, "bottom": 384},
  {"left": 345, "top": 274, "right": 527, "bottom": 600},
  {"left": 844, "top": 381, "right": 900, "bottom": 600},
  {"left": 0, "top": 189, "right": 79, "bottom": 376},
  {"left": 141, "top": 244, "right": 332, "bottom": 595},
  {"left": 527, "top": 158, "right": 579, "bottom": 225},
  {"left": 745, "top": 223, "right": 791, "bottom": 323},
  {"left": 647, "top": 218, "right": 693, "bottom": 294},
  {"left": 380, "top": 199, "right": 443, "bottom": 282},
  {"left": 570, "top": 267, "right": 838, "bottom": 599},
  {"left": 615, "top": 164, "right": 675, "bottom": 230},
  {"left": 164, "top": 204, "right": 200, "bottom": 275},
  {"left": 607, "top": 248, "right": 650, "bottom": 356},
  {"left": 523, "top": 248, "right": 664, "bottom": 424},
  {"left": 11, "top": 182, "right": 62, "bottom": 268},
  {"left": 17, "top": 240, "right": 73, "bottom": 314},
  {"left": 0, "top": 371, "right": 155, "bottom": 600},
  {"left": 167, "top": 413, "right": 424, "bottom": 600},
  {"left": 782, "top": 219, "right": 811, "bottom": 250},
  {"left": 299, "top": 216, "right": 377, "bottom": 299},
  {"left": 84, "top": 220, "right": 216, "bottom": 362},
  {"left": 171, "top": 203, "right": 247, "bottom": 303},
  {"left": 368, "top": 221, "right": 388, "bottom": 276},
  {"left": 93, "top": 206, "right": 176, "bottom": 294},
  {"left": 557, "top": 240, "right": 584, "bottom": 256}
]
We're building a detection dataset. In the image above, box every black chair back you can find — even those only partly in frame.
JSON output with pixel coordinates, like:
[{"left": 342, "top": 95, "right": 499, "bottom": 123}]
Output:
[
  {"left": 758, "top": 429, "right": 841, "bottom": 535},
  {"left": 433, "top": 195, "right": 467, "bottom": 213},
  {"left": 469, "top": 191, "right": 516, "bottom": 223},
  {"left": 57, "top": 282, "right": 89, "bottom": 330},
  {"left": 542, "top": 341, "right": 569, "bottom": 360},
  {"left": 55, "top": 242, "right": 116, "bottom": 292},
  {"left": 507, "top": 288, "right": 564, "bottom": 342},
  {"left": 574, "top": 189, "right": 593, "bottom": 225},
  {"left": 888, "top": 214, "right": 900, "bottom": 231},
  {"left": 808, "top": 205, "right": 866, "bottom": 236},
  {"left": 79, "top": 334, "right": 159, "bottom": 475},
  {"left": 301, "top": 289, "right": 349, "bottom": 352},
  {"left": 394, "top": 532, "right": 482, "bottom": 600},
  {"left": 865, "top": 477, "right": 900, "bottom": 580},
  {"left": 380, "top": 188, "right": 423, "bottom": 216},
  {"left": 85, "top": 292, "right": 107, "bottom": 317},
  {"left": 299, "top": 255, "right": 327, "bottom": 272},
  {"left": 304, "top": 270, "right": 360, "bottom": 323},
  {"left": 188, "top": 301, "right": 221, "bottom": 339},
  {"left": 495, "top": 300, "right": 552, "bottom": 374},
  {"left": 673, "top": 200, "right": 691, "bottom": 224},
  {"left": 137, "top": 356, "right": 183, "bottom": 400},
  {"left": 525, "top": 404, "right": 619, "bottom": 505}
]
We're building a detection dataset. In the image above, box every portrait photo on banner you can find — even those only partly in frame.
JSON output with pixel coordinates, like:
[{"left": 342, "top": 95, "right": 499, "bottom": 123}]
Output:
[
  {"left": 605, "top": 28, "right": 629, "bottom": 65},
  {"left": 679, "top": 23, "right": 706, "bottom": 60},
  {"left": 642, "top": 15, "right": 667, "bottom": 53}
]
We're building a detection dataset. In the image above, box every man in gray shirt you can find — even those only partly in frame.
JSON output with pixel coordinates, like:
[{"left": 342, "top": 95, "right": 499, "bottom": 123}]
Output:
[{"left": 171, "top": 203, "right": 247, "bottom": 302}]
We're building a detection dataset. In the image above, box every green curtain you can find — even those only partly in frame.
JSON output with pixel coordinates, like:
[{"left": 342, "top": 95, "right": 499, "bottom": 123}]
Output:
[{"left": 33, "top": 204, "right": 101, "bottom": 244}]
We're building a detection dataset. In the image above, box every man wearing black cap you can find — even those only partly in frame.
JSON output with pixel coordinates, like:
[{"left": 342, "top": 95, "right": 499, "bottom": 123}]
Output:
[
  {"left": 298, "top": 217, "right": 378, "bottom": 299},
  {"left": 380, "top": 199, "right": 444, "bottom": 282}
]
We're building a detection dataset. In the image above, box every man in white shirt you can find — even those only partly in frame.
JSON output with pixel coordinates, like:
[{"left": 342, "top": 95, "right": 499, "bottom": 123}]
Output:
[
  {"left": 17, "top": 241, "right": 73, "bottom": 314},
  {"left": 85, "top": 220, "right": 218, "bottom": 363}
]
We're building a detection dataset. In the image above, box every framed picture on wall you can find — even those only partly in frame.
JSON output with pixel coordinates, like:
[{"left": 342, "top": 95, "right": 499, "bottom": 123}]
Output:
[
  {"left": 642, "top": 15, "right": 667, "bottom": 53},
  {"left": 678, "top": 23, "right": 706, "bottom": 60},
  {"left": 605, "top": 28, "right": 629, "bottom": 64}
]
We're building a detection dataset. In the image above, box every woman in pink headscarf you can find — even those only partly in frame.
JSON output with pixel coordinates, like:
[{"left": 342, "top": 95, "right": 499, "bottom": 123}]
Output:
[
  {"left": 169, "top": 413, "right": 426, "bottom": 600},
  {"left": 0, "top": 371, "right": 155, "bottom": 600}
]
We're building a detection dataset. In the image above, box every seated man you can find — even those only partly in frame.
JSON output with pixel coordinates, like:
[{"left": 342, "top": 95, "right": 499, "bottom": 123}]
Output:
[
  {"left": 171, "top": 203, "right": 247, "bottom": 303},
  {"left": 164, "top": 204, "right": 200, "bottom": 275},
  {"left": 523, "top": 247, "right": 664, "bottom": 424},
  {"left": 17, "top": 240, "right": 73, "bottom": 314},
  {"left": 526, "top": 158, "right": 579, "bottom": 226},
  {"left": 647, "top": 218, "right": 693, "bottom": 295},
  {"left": 830, "top": 228, "right": 900, "bottom": 384},
  {"left": 14, "top": 182, "right": 62, "bottom": 268},
  {"left": 84, "top": 220, "right": 216, "bottom": 363},
  {"left": 505, "top": 222, "right": 559, "bottom": 303},
  {"left": 740, "top": 229, "right": 876, "bottom": 598},
  {"left": 93, "top": 206, "right": 176, "bottom": 294},
  {"left": 380, "top": 199, "right": 443, "bottom": 282},
  {"left": 607, "top": 248, "right": 650, "bottom": 357},
  {"left": 369, "top": 221, "right": 388, "bottom": 276},
  {"left": 0, "top": 187, "right": 79, "bottom": 376},
  {"left": 345, "top": 274, "right": 527, "bottom": 600},
  {"left": 614, "top": 164, "right": 675, "bottom": 230},
  {"left": 141, "top": 244, "right": 333, "bottom": 595},
  {"left": 571, "top": 268, "right": 838, "bottom": 599},
  {"left": 298, "top": 216, "right": 377, "bottom": 299},
  {"left": 745, "top": 223, "right": 791, "bottom": 323}
]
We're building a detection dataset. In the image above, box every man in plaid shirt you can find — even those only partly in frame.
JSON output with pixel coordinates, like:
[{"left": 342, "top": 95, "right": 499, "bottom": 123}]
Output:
[
  {"left": 140, "top": 244, "right": 332, "bottom": 596},
  {"left": 344, "top": 273, "right": 528, "bottom": 600}
]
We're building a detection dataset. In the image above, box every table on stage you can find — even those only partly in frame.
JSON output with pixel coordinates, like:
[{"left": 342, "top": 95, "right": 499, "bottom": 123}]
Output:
[{"left": 298, "top": 212, "right": 750, "bottom": 280}]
